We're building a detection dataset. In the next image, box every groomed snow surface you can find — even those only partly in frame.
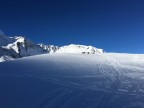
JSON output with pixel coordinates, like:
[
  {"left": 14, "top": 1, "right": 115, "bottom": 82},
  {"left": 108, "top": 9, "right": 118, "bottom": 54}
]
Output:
[{"left": 1, "top": 53, "right": 144, "bottom": 108}]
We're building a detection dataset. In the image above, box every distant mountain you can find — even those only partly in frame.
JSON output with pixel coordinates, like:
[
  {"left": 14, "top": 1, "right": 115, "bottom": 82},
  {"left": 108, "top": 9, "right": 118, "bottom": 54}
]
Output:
[
  {"left": 56, "top": 44, "right": 104, "bottom": 54},
  {"left": 0, "top": 33, "right": 104, "bottom": 62}
]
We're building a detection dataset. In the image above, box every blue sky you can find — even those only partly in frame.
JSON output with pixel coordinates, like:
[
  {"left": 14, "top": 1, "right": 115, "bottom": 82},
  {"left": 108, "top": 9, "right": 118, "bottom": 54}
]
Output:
[{"left": 0, "top": 0, "right": 144, "bottom": 53}]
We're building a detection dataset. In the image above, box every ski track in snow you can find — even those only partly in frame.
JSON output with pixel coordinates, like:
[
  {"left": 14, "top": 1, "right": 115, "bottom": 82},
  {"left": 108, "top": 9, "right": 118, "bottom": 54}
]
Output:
[{"left": 1, "top": 53, "right": 144, "bottom": 108}]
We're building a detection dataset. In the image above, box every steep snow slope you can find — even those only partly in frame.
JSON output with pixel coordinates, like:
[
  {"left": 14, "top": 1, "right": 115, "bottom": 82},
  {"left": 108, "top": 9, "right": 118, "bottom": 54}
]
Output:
[{"left": 0, "top": 53, "right": 144, "bottom": 108}]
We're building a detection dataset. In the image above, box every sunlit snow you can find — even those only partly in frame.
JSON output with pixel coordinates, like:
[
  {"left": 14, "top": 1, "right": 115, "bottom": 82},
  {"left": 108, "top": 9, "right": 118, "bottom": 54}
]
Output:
[{"left": 0, "top": 53, "right": 144, "bottom": 108}]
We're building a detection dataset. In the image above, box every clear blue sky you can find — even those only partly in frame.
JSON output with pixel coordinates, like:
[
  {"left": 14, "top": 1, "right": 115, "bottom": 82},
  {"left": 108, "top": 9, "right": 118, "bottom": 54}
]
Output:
[{"left": 0, "top": 0, "right": 144, "bottom": 53}]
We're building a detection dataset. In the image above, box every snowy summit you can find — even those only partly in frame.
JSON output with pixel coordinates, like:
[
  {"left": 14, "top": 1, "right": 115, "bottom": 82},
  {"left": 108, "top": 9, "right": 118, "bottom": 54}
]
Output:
[{"left": 56, "top": 44, "right": 104, "bottom": 54}]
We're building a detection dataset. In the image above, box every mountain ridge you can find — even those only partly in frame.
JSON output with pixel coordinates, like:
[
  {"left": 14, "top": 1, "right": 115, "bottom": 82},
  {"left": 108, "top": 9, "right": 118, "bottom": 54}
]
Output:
[{"left": 0, "top": 34, "right": 104, "bottom": 62}]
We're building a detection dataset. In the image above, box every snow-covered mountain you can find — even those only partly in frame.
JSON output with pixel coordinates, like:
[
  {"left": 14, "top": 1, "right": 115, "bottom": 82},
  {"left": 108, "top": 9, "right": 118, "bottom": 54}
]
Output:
[
  {"left": 1, "top": 33, "right": 144, "bottom": 108},
  {"left": 1, "top": 53, "right": 144, "bottom": 108},
  {"left": 0, "top": 35, "right": 58, "bottom": 62},
  {"left": 56, "top": 44, "right": 104, "bottom": 54},
  {"left": 0, "top": 34, "right": 104, "bottom": 62}
]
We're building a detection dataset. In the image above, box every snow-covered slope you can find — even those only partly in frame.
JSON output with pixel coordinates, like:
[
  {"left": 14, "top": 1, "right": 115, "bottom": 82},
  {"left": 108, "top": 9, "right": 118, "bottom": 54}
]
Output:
[
  {"left": 56, "top": 44, "right": 104, "bottom": 54},
  {"left": 0, "top": 34, "right": 104, "bottom": 62},
  {"left": 0, "top": 53, "right": 144, "bottom": 108}
]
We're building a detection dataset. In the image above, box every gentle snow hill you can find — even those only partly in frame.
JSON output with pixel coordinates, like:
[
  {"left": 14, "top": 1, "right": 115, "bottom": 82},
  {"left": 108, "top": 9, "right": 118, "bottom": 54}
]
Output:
[{"left": 1, "top": 53, "right": 144, "bottom": 108}]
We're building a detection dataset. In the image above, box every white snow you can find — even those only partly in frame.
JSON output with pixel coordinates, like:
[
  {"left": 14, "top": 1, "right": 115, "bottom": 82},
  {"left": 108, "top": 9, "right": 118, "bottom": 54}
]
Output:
[
  {"left": 56, "top": 44, "right": 104, "bottom": 54},
  {"left": 0, "top": 53, "right": 144, "bottom": 108},
  {"left": 0, "top": 56, "right": 5, "bottom": 62},
  {"left": 0, "top": 56, "right": 14, "bottom": 62}
]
